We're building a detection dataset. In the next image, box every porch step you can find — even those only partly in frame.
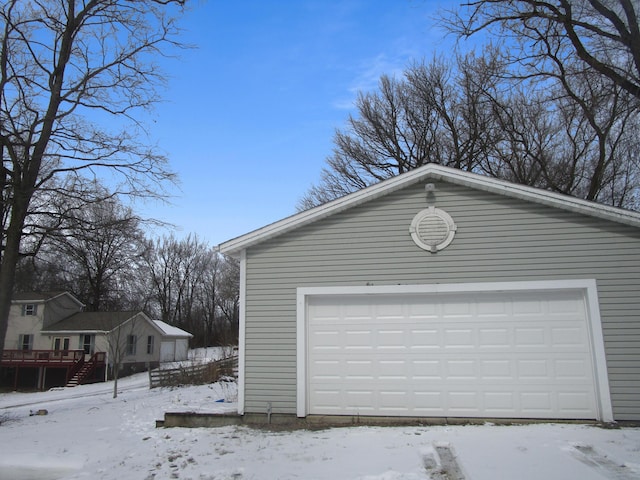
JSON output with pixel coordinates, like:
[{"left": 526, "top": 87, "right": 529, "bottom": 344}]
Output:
[
  {"left": 66, "top": 352, "right": 106, "bottom": 387},
  {"left": 66, "top": 363, "right": 94, "bottom": 387}
]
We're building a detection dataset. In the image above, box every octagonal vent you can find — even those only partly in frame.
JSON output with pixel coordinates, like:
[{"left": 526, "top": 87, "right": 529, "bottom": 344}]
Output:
[{"left": 409, "top": 207, "right": 457, "bottom": 253}]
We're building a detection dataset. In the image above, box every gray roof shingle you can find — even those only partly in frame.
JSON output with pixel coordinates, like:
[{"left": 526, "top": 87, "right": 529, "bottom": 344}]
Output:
[{"left": 43, "top": 311, "right": 142, "bottom": 332}]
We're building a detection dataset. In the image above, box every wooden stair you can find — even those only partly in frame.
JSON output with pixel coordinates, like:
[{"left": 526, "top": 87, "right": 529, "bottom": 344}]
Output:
[
  {"left": 65, "top": 352, "right": 105, "bottom": 387},
  {"left": 66, "top": 362, "right": 93, "bottom": 387}
]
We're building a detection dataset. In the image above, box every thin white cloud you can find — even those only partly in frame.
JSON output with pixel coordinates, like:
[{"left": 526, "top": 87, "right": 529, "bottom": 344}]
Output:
[{"left": 332, "top": 50, "right": 412, "bottom": 111}]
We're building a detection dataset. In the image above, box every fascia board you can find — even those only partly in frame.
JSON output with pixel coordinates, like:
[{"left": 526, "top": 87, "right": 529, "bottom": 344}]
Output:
[
  {"left": 41, "top": 330, "right": 108, "bottom": 334},
  {"left": 105, "top": 313, "right": 144, "bottom": 334},
  {"left": 432, "top": 169, "right": 640, "bottom": 229},
  {"left": 12, "top": 291, "right": 85, "bottom": 309},
  {"left": 53, "top": 291, "right": 86, "bottom": 309},
  {"left": 219, "top": 165, "right": 428, "bottom": 255},
  {"left": 219, "top": 164, "right": 640, "bottom": 255}
]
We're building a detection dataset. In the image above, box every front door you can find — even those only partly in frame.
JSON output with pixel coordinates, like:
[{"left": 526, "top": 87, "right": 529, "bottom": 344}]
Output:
[{"left": 53, "top": 337, "right": 70, "bottom": 356}]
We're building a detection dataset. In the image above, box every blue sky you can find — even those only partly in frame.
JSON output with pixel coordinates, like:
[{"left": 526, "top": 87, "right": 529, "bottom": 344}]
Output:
[{"left": 140, "top": 0, "right": 463, "bottom": 246}]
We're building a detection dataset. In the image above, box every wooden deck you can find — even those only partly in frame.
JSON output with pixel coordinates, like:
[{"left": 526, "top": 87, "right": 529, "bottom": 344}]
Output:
[
  {"left": 1, "top": 350, "right": 107, "bottom": 390},
  {"left": 1, "top": 349, "right": 84, "bottom": 366}
]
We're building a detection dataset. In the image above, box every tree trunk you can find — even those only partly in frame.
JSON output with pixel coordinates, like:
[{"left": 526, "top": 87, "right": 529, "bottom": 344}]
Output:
[
  {"left": 0, "top": 192, "right": 32, "bottom": 357},
  {"left": 112, "top": 365, "right": 119, "bottom": 399}
]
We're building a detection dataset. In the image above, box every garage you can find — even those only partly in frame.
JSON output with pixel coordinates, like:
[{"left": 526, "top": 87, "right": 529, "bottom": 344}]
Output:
[
  {"left": 300, "top": 282, "right": 611, "bottom": 420},
  {"left": 221, "top": 164, "right": 638, "bottom": 422},
  {"left": 160, "top": 341, "right": 177, "bottom": 362},
  {"left": 154, "top": 320, "right": 192, "bottom": 363}
]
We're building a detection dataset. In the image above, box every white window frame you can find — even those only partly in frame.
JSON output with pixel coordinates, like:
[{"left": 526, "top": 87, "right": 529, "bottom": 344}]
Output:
[
  {"left": 53, "top": 337, "right": 70, "bottom": 352},
  {"left": 146, "top": 335, "right": 154, "bottom": 355},
  {"left": 126, "top": 335, "right": 137, "bottom": 356},
  {"left": 81, "top": 334, "right": 95, "bottom": 355},
  {"left": 18, "top": 334, "right": 33, "bottom": 351},
  {"left": 22, "top": 304, "right": 37, "bottom": 316}
]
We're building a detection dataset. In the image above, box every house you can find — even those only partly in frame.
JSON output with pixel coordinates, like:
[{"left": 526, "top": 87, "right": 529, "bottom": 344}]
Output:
[
  {"left": 218, "top": 164, "right": 640, "bottom": 423},
  {"left": 1, "top": 292, "right": 192, "bottom": 390},
  {"left": 154, "top": 320, "right": 192, "bottom": 363}
]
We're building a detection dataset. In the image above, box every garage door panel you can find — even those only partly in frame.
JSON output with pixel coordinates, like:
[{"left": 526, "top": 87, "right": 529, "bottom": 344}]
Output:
[
  {"left": 311, "top": 355, "right": 594, "bottom": 382},
  {"left": 411, "top": 329, "right": 440, "bottom": 348},
  {"left": 555, "top": 359, "right": 592, "bottom": 380},
  {"left": 307, "top": 290, "right": 599, "bottom": 419},
  {"left": 476, "top": 299, "right": 509, "bottom": 317},
  {"left": 480, "top": 359, "right": 512, "bottom": 378},
  {"left": 478, "top": 328, "right": 510, "bottom": 347},
  {"left": 551, "top": 326, "right": 589, "bottom": 347},
  {"left": 312, "top": 385, "right": 599, "bottom": 418}
]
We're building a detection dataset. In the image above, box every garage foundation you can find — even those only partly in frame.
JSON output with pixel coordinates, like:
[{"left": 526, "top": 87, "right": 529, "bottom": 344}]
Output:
[{"left": 157, "top": 411, "right": 602, "bottom": 429}]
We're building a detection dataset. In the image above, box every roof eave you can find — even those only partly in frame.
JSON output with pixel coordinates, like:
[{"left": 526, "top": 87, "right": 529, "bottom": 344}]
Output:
[
  {"left": 11, "top": 291, "right": 85, "bottom": 308},
  {"left": 218, "top": 164, "right": 640, "bottom": 255},
  {"left": 151, "top": 320, "right": 194, "bottom": 338},
  {"left": 429, "top": 168, "right": 640, "bottom": 229},
  {"left": 41, "top": 330, "right": 108, "bottom": 335},
  {"left": 218, "top": 165, "right": 429, "bottom": 256}
]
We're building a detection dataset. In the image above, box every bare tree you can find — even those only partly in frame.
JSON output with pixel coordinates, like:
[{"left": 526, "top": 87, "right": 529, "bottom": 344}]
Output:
[
  {"left": 446, "top": 0, "right": 640, "bottom": 100},
  {"left": 40, "top": 187, "right": 148, "bottom": 311},
  {"left": 143, "top": 234, "right": 213, "bottom": 332},
  {"left": 473, "top": 38, "right": 640, "bottom": 206},
  {"left": 298, "top": 53, "right": 505, "bottom": 209},
  {"left": 141, "top": 236, "right": 239, "bottom": 347},
  {"left": 441, "top": 1, "right": 640, "bottom": 206},
  {"left": 300, "top": 3, "right": 640, "bottom": 210},
  {"left": 0, "top": 0, "right": 185, "bottom": 356},
  {"left": 214, "top": 255, "right": 239, "bottom": 346},
  {"left": 106, "top": 314, "right": 145, "bottom": 399},
  {"left": 185, "top": 253, "right": 240, "bottom": 347}
]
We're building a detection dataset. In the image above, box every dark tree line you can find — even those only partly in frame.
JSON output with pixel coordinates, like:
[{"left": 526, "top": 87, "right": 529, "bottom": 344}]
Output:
[
  {"left": 300, "top": 1, "right": 640, "bottom": 211},
  {"left": 14, "top": 194, "right": 239, "bottom": 348}
]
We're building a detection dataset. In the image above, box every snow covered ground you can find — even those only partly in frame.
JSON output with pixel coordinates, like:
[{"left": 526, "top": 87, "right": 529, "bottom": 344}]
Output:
[{"left": 1, "top": 363, "right": 639, "bottom": 480}]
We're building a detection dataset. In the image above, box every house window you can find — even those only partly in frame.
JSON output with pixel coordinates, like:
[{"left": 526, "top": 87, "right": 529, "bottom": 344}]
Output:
[
  {"left": 22, "top": 304, "right": 37, "bottom": 316},
  {"left": 147, "top": 335, "right": 154, "bottom": 355},
  {"left": 81, "top": 334, "right": 95, "bottom": 355},
  {"left": 126, "top": 335, "right": 137, "bottom": 355},
  {"left": 53, "top": 337, "right": 70, "bottom": 352},
  {"left": 18, "top": 334, "right": 33, "bottom": 350}
]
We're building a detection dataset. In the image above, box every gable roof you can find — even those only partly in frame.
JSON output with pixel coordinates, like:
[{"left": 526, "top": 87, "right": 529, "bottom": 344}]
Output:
[
  {"left": 42, "top": 312, "right": 194, "bottom": 338},
  {"left": 42, "top": 311, "right": 143, "bottom": 333},
  {"left": 218, "top": 164, "right": 640, "bottom": 256},
  {"left": 153, "top": 320, "right": 193, "bottom": 338},
  {"left": 12, "top": 291, "right": 84, "bottom": 308}
]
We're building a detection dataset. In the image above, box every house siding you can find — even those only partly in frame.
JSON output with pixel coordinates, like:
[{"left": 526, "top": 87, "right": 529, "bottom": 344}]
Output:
[
  {"left": 106, "top": 316, "right": 162, "bottom": 366},
  {"left": 5, "top": 307, "right": 43, "bottom": 350},
  {"left": 5, "top": 293, "right": 83, "bottom": 351},
  {"left": 243, "top": 180, "right": 640, "bottom": 421}
]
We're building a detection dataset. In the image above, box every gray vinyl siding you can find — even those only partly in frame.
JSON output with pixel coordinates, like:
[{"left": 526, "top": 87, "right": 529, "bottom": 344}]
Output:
[{"left": 243, "top": 180, "right": 640, "bottom": 420}]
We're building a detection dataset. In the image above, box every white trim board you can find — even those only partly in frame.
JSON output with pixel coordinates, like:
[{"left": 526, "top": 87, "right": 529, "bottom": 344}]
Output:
[
  {"left": 219, "top": 164, "right": 640, "bottom": 256},
  {"left": 296, "top": 279, "right": 613, "bottom": 422},
  {"left": 237, "top": 250, "right": 247, "bottom": 416}
]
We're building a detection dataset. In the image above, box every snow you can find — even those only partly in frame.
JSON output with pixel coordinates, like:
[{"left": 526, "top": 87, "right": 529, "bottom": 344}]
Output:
[
  {"left": 1, "top": 362, "right": 639, "bottom": 480},
  {"left": 152, "top": 320, "right": 192, "bottom": 338}
]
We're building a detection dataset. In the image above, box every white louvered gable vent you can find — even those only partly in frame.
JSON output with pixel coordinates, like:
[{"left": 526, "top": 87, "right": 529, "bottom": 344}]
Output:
[{"left": 409, "top": 207, "right": 457, "bottom": 253}]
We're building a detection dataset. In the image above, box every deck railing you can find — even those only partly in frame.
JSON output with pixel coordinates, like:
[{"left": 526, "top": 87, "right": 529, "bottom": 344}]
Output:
[
  {"left": 1, "top": 349, "right": 84, "bottom": 365},
  {"left": 66, "top": 352, "right": 107, "bottom": 385}
]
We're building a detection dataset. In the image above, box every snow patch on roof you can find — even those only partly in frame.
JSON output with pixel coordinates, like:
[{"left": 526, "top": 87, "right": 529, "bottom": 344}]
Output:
[{"left": 153, "top": 320, "right": 193, "bottom": 338}]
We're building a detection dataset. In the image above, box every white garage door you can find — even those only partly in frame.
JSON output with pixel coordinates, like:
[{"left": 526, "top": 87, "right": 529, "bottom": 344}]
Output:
[
  {"left": 307, "top": 290, "right": 599, "bottom": 419},
  {"left": 160, "top": 341, "right": 176, "bottom": 362}
]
